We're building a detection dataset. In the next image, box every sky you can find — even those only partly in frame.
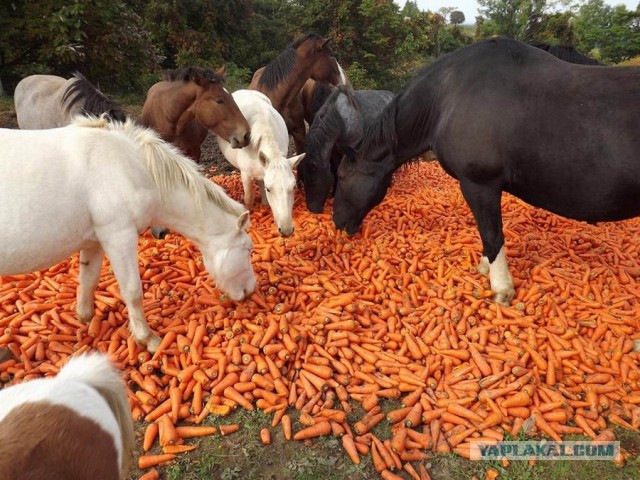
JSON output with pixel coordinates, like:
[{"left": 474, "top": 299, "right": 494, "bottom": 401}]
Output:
[{"left": 396, "top": 0, "right": 638, "bottom": 23}]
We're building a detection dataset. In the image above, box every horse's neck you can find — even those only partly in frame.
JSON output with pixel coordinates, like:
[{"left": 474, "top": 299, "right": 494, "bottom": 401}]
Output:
[
  {"left": 165, "top": 82, "right": 198, "bottom": 123},
  {"left": 266, "top": 60, "right": 311, "bottom": 112},
  {"left": 155, "top": 187, "right": 234, "bottom": 246}
]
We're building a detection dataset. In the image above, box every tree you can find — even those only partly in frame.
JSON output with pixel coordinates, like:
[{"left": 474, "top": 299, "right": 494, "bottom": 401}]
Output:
[
  {"left": 450, "top": 10, "right": 466, "bottom": 24},
  {"left": 476, "top": 0, "right": 548, "bottom": 41},
  {"left": 574, "top": 0, "right": 640, "bottom": 63},
  {"left": 0, "top": 0, "right": 160, "bottom": 93}
]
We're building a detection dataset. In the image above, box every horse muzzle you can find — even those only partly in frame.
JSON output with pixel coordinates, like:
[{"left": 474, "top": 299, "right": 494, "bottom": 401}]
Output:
[{"left": 230, "top": 131, "right": 251, "bottom": 149}]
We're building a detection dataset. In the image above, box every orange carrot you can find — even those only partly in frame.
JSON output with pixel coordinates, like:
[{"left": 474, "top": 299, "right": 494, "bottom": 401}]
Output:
[
  {"left": 138, "top": 454, "right": 176, "bottom": 469},
  {"left": 293, "top": 421, "right": 332, "bottom": 441},
  {"left": 143, "top": 422, "right": 159, "bottom": 451}
]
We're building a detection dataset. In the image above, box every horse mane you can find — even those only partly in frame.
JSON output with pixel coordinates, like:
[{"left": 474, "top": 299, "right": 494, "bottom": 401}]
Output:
[
  {"left": 305, "top": 86, "right": 354, "bottom": 155},
  {"left": 356, "top": 97, "right": 399, "bottom": 158},
  {"left": 258, "top": 33, "right": 326, "bottom": 90},
  {"left": 71, "top": 115, "right": 246, "bottom": 218},
  {"left": 162, "top": 67, "right": 225, "bottom": 83},
  {"left": 245, "top": 110, "right": 286, "bottom": 164},
  {"left": 528, "top": 41, "right": 602, "bottom": 65},
  {"left": 309, "top": 82, "right": 336, "bottom": 121},
  {"left": 61, "top": 72, "right": 126, "bottom": 121}
]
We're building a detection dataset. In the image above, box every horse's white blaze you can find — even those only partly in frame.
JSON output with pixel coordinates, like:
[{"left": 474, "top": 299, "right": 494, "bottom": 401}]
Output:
[
  {"left": 338, "top": 63, "right": 348, "bottom": 86},
  {"left": 217, "top": 89, "right": 300, "bottom": 236},
  {"left": 0, "top": 117, "right": 255, "bottom": 350},
  {"left": 488, "top": 246, "right": 515, "bottom": 305}
]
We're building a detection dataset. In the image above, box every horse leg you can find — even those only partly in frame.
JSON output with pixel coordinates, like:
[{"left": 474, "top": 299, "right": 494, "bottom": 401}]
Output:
[
  {"left": 241, "top": 171, "right": 255, "bottom": 209},
  {"left": 100, "top": 229, "right": 161, "bottom": 352},
  {"left": 257, "top": 179, "right": 269, "bottom": 206},
  {"left": 77, "top": 246, "right": 104, "bottom": 323},
  {"left": 459, "top": 180, "right": 514, "bottom": 305}
]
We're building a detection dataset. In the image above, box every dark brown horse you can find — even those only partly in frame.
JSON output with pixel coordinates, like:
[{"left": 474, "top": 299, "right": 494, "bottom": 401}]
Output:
[
  {"left": 249, "top": 34, "right": 343, "bottom": 153},
  {"left": 141, "top": 67, "right": 250, "bottom": 161}
]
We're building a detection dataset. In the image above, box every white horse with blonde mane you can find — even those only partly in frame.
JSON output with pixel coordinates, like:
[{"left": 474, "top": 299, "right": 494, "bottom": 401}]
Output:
[
  {"left": 217, "top": 89, "right": 305, "bottom": 237},
  {"left": 0, "top": 116, "right": 256, "bottom": 351},
  {"left": 0, "top": 354, "right": 135, "bottom": 479}
]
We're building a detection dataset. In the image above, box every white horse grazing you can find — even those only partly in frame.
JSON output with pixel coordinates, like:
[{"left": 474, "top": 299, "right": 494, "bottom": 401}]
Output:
[
  {"left": 0, "top": 354, "right": 135, "bottom": 480},
  {"left": 0, "top": 116, "right": 256, "bottom": 351},
  {"left": 217, "top": 89, "right": 305, "bottom": 237}
]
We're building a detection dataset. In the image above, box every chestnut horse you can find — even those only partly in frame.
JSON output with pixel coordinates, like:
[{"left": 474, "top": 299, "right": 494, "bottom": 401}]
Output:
[
  {"left": 249, "top": 34, "right": 343, "bottom": 153},
  {"left": 141, "top": 67, "right": 250, "bottom": 161}
]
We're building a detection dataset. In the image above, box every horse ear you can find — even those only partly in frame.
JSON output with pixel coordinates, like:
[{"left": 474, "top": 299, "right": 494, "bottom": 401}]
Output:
[
  {"left": 236, "top": 211, "right": 251, "bottom": 231},
  {"left": 216, "top": 66, "right": 227, "bottom": 79},
  {"left": 259, "top": 151, "right": 269, "bottom": 167},
  {"left": 288, "top": 153, "right": 305, "bottom": 170},
  {"left": 321, "top": 39, "right": 330, "bottom": 51}
]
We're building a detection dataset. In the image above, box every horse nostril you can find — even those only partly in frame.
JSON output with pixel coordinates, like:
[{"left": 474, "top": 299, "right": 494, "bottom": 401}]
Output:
[{"left": 244, "top": 132, "right": 250, "bottom": 144}]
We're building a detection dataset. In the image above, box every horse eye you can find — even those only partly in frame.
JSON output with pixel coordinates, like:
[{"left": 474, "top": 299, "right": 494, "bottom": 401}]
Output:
[{"left": 216, "top": 98, "right": 224, "bottom": 104}]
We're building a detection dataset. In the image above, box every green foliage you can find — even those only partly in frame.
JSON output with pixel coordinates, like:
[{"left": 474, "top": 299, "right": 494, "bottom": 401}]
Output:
[
  {"left": 573, "top": 0, "right": 640, "bottom": 63},
  {"left": 1, "top": 0, "right": 636, "bottom": 97}
]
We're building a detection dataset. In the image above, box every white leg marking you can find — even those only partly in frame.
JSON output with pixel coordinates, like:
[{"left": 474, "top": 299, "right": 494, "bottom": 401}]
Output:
[
  {"left": 489, "top": 246, "right": 514, "bottom": 305},
  {"left": 478, "top": 256, "right": 490, "bottom": 276}
]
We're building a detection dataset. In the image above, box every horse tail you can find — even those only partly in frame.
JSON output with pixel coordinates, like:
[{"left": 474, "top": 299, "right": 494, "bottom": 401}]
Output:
[{"left": 57, "top": 353, "right": 135, "bottom": 477}]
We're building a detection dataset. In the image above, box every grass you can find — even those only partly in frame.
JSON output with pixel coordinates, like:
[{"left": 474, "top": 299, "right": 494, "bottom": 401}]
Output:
[{"left": 126, "top": 399, "right": 640, "bottom": 480}]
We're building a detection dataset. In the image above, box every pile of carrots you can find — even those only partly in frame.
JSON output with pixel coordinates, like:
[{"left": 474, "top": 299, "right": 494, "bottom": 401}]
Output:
[{"left": 1, "top": 162, "right": 639, "bottom": 480}]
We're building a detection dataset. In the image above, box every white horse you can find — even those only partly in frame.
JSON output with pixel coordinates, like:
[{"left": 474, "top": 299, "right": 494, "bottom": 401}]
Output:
[
  {"left": 0, "top": 115, "right": 256, "bottom": 351},
  {"left": 217, "top": 89, "right": 305, "bottom": 237},
  {"left": 14, "top": 73, "right": 126, "bottom": 129},
  {"left": 0, "top": 354, "right": 135, "bottom": 480}
]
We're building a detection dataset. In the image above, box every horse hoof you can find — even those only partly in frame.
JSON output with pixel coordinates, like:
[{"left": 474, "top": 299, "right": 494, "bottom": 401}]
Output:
[
  {"left": 146, "top": 335, "right": 162, "bottom": 353},
  {"left": 477, "top": 257, "right": 490, "bottom": 276},
  {"left": 493, "top": 290, "right": 514, "bottom": 306}
]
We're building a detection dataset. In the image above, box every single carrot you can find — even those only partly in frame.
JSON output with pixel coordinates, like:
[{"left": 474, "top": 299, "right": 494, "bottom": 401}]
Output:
[
  {"left": 219, "top": 424, "right": 240, "bottom": 436},
  {"left": 342, "top": 434, "right": 361, "bottom": 464},
  {"left": 260, "top": 428, "right": 272, "bottom": 445},
  {"left": 138, "top": 454, "right": 176, "bottom": 469},
  {"left": 175, "top": 426, "right": 217, "bottom": 438},
  {"left": 293, "top": 421, "right": 332, "bottom": 441},
  {"left": 143, "top": 422, "right": 159, "bottom": 451}
]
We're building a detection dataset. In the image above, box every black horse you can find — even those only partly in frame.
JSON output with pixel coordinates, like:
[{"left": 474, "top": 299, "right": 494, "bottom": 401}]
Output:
[
  {"left": 528, "top": 41, "right": 603, "bottom": 65},
  {"left": 299, "top": 85, "right": 394, "bottom": 213},
  {"left": 333, "top": 37, "right": 640, "bottom": 306}
]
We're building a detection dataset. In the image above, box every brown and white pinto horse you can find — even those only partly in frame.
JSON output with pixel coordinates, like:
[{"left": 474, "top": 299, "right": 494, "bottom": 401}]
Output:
[
  {"left": 0, "top": 354, "right": 135, "bottom": 480},
  {"left": 141, "top": 66, "right": 250, "bottom": 161},
  {"left": 249, "top": 34, "right": 343, "bottom": 153}
]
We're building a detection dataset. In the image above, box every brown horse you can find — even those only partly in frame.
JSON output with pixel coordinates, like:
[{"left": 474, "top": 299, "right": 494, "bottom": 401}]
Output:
[
  {"left": 249, "top": 34, "right": 343, "bottom": 153},
  {"left": 141, "top": 67, "right": 250, "bottom": 161}
]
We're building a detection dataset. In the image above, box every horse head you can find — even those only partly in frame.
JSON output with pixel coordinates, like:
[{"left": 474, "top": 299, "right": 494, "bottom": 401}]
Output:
[
  {"left": 333, "top": 145, "right": 394, "bottom": 236},
  {"left": 189, "top": 67, "right": 251, "bottom": 148},
  {"left": 296, "top": 35, "right": 342, "bottom": 86},
  {"left": 200, "top": 211, "right": 256, "bottom": 300},
  {"left": 260, "top": 151, "right": 305, "bottom": 237}
]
